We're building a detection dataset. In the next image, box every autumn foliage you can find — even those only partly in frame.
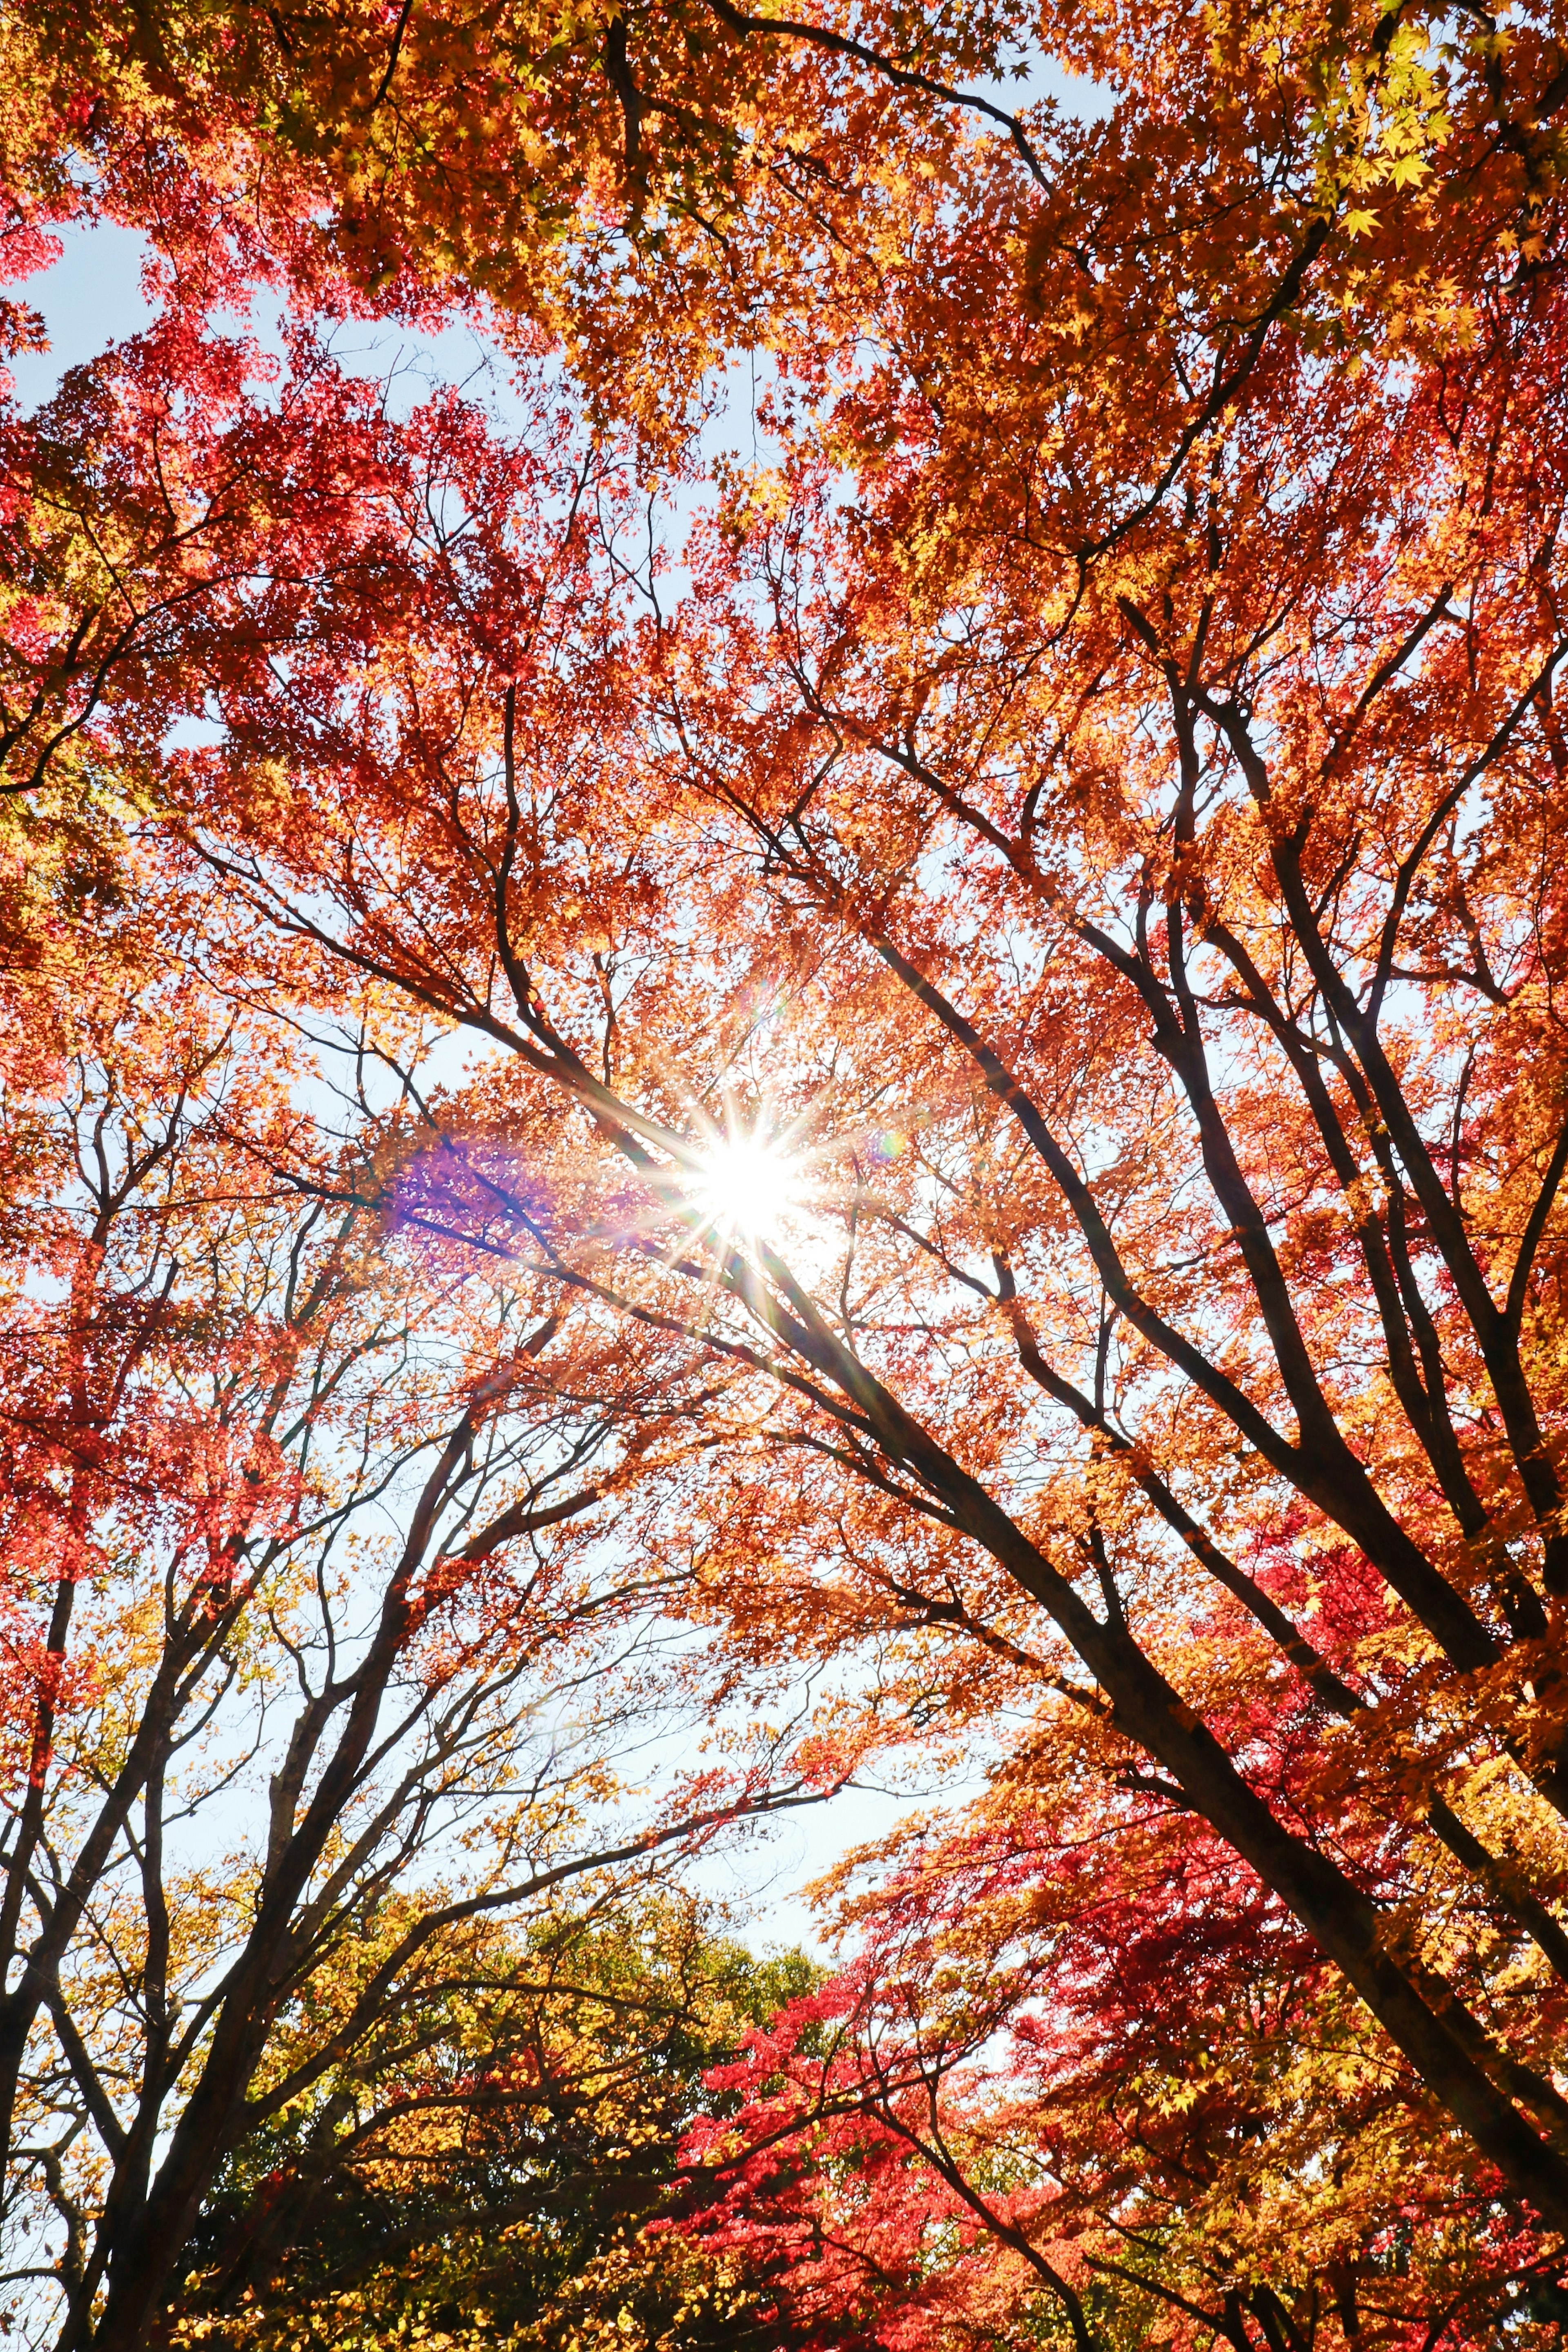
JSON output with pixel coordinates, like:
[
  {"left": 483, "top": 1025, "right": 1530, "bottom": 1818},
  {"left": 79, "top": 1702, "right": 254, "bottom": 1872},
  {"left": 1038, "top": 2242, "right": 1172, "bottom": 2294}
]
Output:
[{"left": 4, "top": 0, "right": 1568, "bottom": 2346}]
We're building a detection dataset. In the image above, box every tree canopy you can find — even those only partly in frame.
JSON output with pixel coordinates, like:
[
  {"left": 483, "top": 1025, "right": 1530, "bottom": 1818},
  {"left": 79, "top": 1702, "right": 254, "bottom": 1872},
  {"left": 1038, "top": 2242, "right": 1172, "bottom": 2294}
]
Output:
[{"left": 4, "top": 1, "right": 1568, "bottom": 2346}]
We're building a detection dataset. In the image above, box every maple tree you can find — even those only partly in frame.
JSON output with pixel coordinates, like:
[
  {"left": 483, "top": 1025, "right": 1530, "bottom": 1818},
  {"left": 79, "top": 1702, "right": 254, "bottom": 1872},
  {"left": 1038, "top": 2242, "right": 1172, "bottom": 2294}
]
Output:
[
  {"left": 5, "top": 0, "right": 1568, "bottom": 2343},
  {"left": 136, "top": 297, "right": 1568, "bottom": 2329},
  {"left": 0, "top": 875, "right": 829, "bottom": 2349},
  {"left": 682, "top": 1716, "right": 1568, "bottom": 2349},
  {"left": 1, "top": 0, "right": 1553, "bottom": 439}
]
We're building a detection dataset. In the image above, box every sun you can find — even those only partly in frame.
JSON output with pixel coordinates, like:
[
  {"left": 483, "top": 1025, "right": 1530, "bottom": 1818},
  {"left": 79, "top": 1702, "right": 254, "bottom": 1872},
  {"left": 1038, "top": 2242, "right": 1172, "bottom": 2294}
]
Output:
[{"left": 688, "top": 1128, "right": 800, "bottom": 1243}]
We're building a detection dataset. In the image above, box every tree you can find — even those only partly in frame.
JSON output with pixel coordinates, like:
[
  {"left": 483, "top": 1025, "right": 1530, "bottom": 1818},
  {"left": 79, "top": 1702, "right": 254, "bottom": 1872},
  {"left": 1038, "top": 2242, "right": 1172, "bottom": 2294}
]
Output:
[
  {"left": 0, "top": 881, "right": 825, "bottom": 2350},
  {"left": 0, "top": 310, "right": 424, "bottom": 801},
  {"left": 2, "top": 0, "right": 1545, "bottom": 443},
  {"left": 158, "top": 197, "right": 1568, "bottom": 2245},
  {"left": 176, "top": 1895, "right": 821, "bottom": 2351},
  {"left": 681, "top": 1712, "right": 1568, "bottom": 2349},
  {"left": 7, "top": 0, "right": 1568, "bottom": 2337}
]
